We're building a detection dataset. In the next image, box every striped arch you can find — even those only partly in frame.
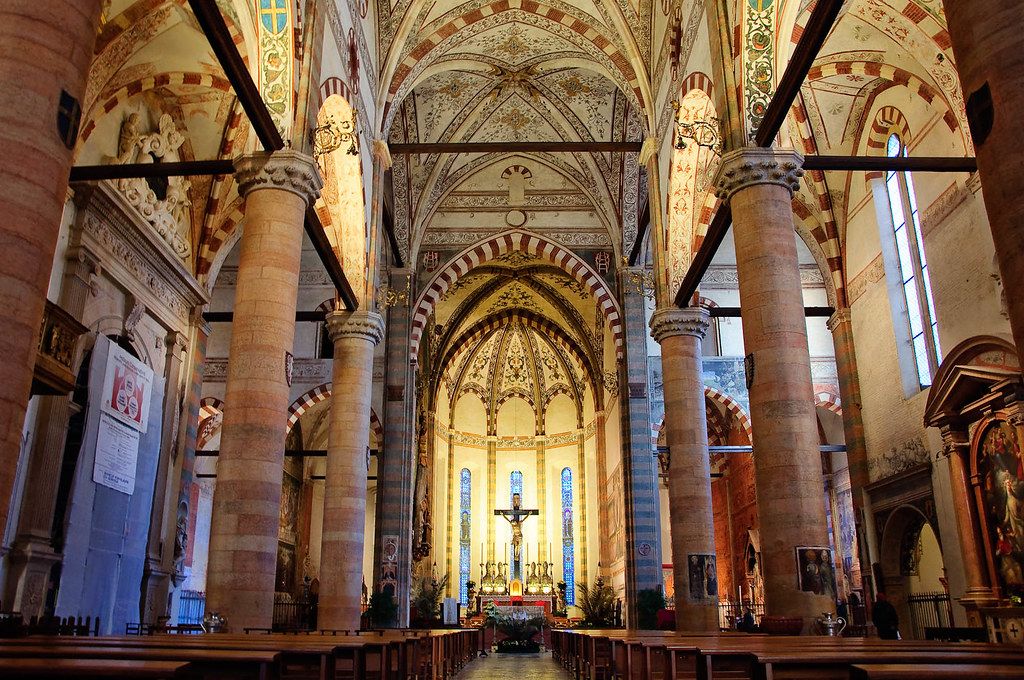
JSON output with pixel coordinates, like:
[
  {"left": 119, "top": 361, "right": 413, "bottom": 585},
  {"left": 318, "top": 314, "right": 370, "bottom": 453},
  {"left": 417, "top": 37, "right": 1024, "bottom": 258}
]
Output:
[
  {"left": 863, "top": 106, "right": 913, "bottom": 180},
  {"left": 319, "top": 76, "right": 352, "bottom": 108},
  {"left": 197, "top": 199, "right": 245, "bottom": 284},
  {"left": 703, "top": 387, "right": 753, "bottom": 443},
  {"left": 285, "top": 383, "right": 384, "bottom": 445},
  {"left": 678, "top": 71, "right": 714, "bottom": 99},
  {"left": 814, "top": 392, "right": 843, "bottom": 417},
  {"left": 791, "top": 194, "right": 842, "bottom": 308},
  {"left": 410, "top": 230, "right": 623, "bottom": 359},
  {"left": 807, "top": 61, "right": 959, "bottom": 136},
  {"left": 199, "top": 397, "right": 224, "bottom": 421},
  {"left": 501, "top": 165, "right": 533, "bottom": 179},
  {"left": 80, "top": 72, "right": 233, "bottom": 143},
  {"left": 789, "top": 98, "right": 845, "bottom": 305},
  {"left": 384, "top": 1, "right": 647, "bottom": 125}
]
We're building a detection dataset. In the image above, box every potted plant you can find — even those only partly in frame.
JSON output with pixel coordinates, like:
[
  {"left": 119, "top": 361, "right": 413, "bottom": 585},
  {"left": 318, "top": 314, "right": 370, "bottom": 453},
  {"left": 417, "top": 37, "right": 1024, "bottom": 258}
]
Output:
[
  {"left": 411, "top": 573, "right": 449, "bottom": 628},
  {"left": 635, "top": 588, "right": 666, "bottom": 630},
  {"left": 364, "top": 590, "right": 398, "bottom": 628},
  {"left": 576, "top": 577, "right": 617, "bottom": 628}
]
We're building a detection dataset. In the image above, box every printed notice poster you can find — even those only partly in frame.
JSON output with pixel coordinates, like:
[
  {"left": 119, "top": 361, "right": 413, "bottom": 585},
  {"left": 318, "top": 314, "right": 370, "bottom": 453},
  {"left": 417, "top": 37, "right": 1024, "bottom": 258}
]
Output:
[
  {"left": 93, "top": 413, "right": 140, "bottom": 494},
  {"left": 100, "top": 343, "right": 153, "bottom": 433}
]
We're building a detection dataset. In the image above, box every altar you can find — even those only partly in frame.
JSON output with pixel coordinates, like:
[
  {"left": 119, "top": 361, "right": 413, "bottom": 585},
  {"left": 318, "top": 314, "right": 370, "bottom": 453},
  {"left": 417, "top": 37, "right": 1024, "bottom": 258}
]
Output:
[{"left": 480, "top": 595, "right": 554, "bottom": 616}]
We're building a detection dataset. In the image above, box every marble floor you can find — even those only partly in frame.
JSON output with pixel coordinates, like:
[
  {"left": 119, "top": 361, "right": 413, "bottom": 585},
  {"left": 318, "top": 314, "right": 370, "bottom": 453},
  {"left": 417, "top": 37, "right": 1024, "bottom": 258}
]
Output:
[{"left": 457, "top": 652, "right": 565, "bottom": 679}]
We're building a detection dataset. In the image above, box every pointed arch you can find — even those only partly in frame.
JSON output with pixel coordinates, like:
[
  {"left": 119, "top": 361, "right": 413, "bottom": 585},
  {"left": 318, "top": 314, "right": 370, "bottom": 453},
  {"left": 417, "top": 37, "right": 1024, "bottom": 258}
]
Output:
[
  {"left": 410, "top": 229, "right": 623, "bottom": 359},
  {"left": 285, "top": 383, "right": 384, "bottom": 445}
]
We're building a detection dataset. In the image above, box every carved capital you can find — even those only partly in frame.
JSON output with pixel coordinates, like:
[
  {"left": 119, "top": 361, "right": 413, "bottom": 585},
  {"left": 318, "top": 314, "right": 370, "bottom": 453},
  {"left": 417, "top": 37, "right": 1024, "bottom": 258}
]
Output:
[
  {"left": 826, "top": 308, "right": 853, "bottom": 333},
  {"left": 165, "top": 331, "right": 189, "bottom": 358},
  {"left": 714, "top": 147, "right": 804, "bottom": 202},
  {"left": 234, "top": 150, "right": 323, "bottom": 206},
  {"left": 649, "top": 306, "right": 710, "bottom": 344},
  {"left": 326, "top": 310, "right": 385, "bottom": 346}
]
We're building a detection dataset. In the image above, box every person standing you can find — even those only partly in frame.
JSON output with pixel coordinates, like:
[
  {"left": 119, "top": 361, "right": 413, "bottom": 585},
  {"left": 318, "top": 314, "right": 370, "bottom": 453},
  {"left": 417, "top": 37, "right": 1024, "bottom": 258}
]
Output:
[{"left": 872, "top": 592, "right": 900, "bottom": 640}]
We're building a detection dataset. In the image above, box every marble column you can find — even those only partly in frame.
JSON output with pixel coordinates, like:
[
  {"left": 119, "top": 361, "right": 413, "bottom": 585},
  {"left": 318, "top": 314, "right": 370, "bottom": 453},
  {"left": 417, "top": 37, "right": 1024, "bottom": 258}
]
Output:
[
  {"left": 205, "top": 151, "right": 321, "bottom": 631},
  {"left": 2, "top": 241, "right": 99, "bottom": 616},
  {"left": 942, "top": 0, "right": 1024, "bottom": 354},
  {"left": 140, "top": 330, "right": 189, "bottom": 623},
  {"left": 714, "top": 147, "right": 833, "bottom": 624},
  {"left": 938, "top": 425, "right": 997, "bottom": 624},
  {"left": 318, "top": 310, "right": 384, "bottom": 630},
  {"left": 373, "top": 286, "right": 415, "bottom": 626},
  {"left": 650, "top": 306, "right": 719, "bottom": 631},
  {"left": 0, "top": 0, "right": 101, "bottom": 542},
  {"left": 621, "top": 269, "right": 664, "bottom": 612},
  {"left": 827, "top": 309, "right": 868, "bottom": 590}
]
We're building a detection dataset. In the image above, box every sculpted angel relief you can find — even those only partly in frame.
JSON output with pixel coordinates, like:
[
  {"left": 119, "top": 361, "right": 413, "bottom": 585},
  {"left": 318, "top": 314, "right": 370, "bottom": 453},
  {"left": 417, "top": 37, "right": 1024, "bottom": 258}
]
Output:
[{"left": 979, "top": 420, "right": 1024, "bottom": 593}]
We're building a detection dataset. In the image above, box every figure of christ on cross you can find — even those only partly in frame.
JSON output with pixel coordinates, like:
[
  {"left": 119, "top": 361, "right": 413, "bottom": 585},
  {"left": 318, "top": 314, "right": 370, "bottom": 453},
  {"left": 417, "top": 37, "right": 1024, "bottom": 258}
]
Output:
[{"left": 495, "top": 493, "right": 538, "bottom": 574}]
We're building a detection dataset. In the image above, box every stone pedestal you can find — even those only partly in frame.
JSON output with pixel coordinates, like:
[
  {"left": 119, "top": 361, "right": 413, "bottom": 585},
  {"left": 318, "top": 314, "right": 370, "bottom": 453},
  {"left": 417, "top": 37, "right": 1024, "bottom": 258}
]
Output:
[
  {"left": 205, "top": 151, "right": 321, "bottom": 632},
  {"left": 318, "top": 310, "right": 384, "bottom": 631},
  {"left": 0, "top": 0, "right": 101, "bottom": 542},
  {"left": 714, "top": 147, "right": 833, "bottom": 625},
  {"left": 942, "top": 0, "right": 1024, "bottom": 355},
  {"left": 650, "top": 306, "right": 719, "bottom": 632}
]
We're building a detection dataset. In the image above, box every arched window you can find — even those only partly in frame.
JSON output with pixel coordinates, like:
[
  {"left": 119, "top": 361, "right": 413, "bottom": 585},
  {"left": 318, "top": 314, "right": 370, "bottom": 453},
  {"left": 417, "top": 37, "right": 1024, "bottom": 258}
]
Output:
[
  {"left": 561, "top": 467, "right": 575, "bottom": 605},
  {"left": 885, "top": 133, "right": 941, "bottom": 388},
  {"left": 510, "top": 470, "right": 523, "bottom": 504},
  {"left": 459, "top": 468, "right": 471, "bottom": 605}
]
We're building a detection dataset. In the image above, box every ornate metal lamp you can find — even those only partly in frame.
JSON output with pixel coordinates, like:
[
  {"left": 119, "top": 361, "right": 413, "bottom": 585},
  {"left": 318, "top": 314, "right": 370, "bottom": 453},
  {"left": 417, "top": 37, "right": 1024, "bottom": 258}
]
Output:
[
  {"left": 312, "top": 109, "right": 359, "bottom": 162},
  {"left": 670, "top": 100, "right": 722, "bottom": 154}
]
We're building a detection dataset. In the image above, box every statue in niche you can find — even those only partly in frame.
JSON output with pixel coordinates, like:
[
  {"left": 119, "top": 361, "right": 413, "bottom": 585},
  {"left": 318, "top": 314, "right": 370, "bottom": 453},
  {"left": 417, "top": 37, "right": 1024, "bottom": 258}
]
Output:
[
  {"left": 109, "top": 111, "right": 192, "bottom": 260},
  {"left": 173, "top": 500, "right": 189, "bottom": 574}
]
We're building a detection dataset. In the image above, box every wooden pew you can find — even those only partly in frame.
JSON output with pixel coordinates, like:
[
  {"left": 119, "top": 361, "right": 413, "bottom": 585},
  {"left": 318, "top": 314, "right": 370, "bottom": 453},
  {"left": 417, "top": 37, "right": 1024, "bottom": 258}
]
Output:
[
  {"left": 0, "top": 657, "right": 191, "bottom": 678},
  {"left": 0, "top": 643, "right": 280, "bottom": 680},
  {"left": 851, "top": 663, "right": 1024, "bottom": 679}
]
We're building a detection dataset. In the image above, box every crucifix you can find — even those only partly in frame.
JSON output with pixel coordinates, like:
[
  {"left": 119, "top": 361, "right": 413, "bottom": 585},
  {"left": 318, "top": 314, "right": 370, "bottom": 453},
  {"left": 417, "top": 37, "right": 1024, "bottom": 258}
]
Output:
[{"left": 494, "top": 492, "right": 538, "bottom": 580}]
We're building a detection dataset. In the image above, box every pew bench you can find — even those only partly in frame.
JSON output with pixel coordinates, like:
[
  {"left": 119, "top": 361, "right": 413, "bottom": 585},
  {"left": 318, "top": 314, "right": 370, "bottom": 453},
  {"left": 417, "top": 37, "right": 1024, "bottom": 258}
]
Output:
[
  {"left": 850, "top": 663, "right": 1024, "bottom": 679},
  {"left": 0, "top": 657, "right": 191, "bottom": 678}
]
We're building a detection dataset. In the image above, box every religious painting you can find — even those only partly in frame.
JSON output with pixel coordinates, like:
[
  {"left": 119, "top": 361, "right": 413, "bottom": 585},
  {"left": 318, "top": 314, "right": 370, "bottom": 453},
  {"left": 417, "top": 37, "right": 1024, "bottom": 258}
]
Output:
[
  {"left": 977, "top": 419, "right": 1024, "bottom": 594},
  {"left": 279, "top": 471, "right": 300, "bottom": 544},
  {"left": 795, "top": 547, "right": 835, "bottom": 598},
  {"left": 688, "top": 554, "right": 717, "bottom": 601},
  {"left": 276, "top": 541, "right": 296, "bottom": 594}
]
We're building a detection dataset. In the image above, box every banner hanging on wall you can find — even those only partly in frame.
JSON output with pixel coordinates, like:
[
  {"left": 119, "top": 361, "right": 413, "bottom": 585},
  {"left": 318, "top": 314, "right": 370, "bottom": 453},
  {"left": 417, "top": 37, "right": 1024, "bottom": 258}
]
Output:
[
  {"left": 100, "top": 343, "right": 154, "bottom": 433},
  {"left": 93, "top": 412, "right": 141, "bottom": 495}
]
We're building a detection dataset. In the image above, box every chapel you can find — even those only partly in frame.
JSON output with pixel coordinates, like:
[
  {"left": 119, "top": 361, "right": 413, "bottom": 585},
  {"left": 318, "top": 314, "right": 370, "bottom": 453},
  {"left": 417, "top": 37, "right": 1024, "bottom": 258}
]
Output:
[{"left": 1, "top": 0, "right": 1024, "bottom": 676}]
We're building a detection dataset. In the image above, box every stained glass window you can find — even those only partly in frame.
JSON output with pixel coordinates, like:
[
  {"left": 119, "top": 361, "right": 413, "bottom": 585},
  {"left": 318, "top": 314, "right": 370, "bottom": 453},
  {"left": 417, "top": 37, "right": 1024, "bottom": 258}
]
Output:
[
  {"left": 510, "top": 470, "right": 523, "bottom": 504},
  {"left": 561, "top": 467, "right": 575, "bottom": 605},
  {"left": 885, "top": 133, "right": 941, "bottom": 388},
  {"left": 459, "top": 468, "right": 471, "bottom": 605}
]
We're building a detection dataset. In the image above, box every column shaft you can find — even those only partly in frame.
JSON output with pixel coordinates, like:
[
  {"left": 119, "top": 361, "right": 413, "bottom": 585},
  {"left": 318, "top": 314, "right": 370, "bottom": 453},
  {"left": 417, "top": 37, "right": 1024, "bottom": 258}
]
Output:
[
  {"left": 0, "top": 0, "right": 101, "bottom": 541},
  {"left": 942, "top": 0, "right": 1024, "bottom": 354},
  {"left": 622, "top": 275, "right": 664, "bottom": 605},
  {"left": 940, "top": 427, "right": 996, "bottom": 623},
  {"left": 828, "top": 310, "right": 868, "bottom": 592},
  {"left": 536, "top": 436, "right": 547, "bottom": 560},
  {"left": 206, "top": 151, "right": 321, "bottom": 631},
  {"left": 715, "top": 148, "right": 832, "bottom": 624},
  {"left": 319, "top": 311, "right": 384, "bottom": 630},
  {"left": 373, "top": 289, "right": 415, "bottom": 625},
  {"left": 651, "top": 307, "right": 719, "bottom": 631}
]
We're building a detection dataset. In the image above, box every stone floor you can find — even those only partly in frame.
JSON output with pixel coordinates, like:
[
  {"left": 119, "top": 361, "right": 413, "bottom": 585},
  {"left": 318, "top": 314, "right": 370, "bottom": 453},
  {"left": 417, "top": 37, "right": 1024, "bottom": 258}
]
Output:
[{"left": 457, "top": 651, "right": 564, "bottom": 678}]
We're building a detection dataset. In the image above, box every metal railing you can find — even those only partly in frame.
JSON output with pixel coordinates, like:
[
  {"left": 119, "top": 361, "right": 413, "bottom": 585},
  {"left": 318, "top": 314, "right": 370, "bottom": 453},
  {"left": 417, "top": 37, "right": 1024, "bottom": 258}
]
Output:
[
  {"left": 718, "top": 601, "right": 766, "bottom": 630},
  {"left": 177, "top": 590, "right": 206, "bottom": 627},
  {"left": 906, "top": 591, "right": 953, "bottom": 640},
  {"left": 272, "top": 594, "right": 317, "bottom": 632}
]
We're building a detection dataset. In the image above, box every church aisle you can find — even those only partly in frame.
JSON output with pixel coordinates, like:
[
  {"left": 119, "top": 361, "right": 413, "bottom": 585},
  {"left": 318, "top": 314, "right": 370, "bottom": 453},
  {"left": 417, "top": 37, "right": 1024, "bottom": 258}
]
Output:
[{"left": 458, "top": 652, "right": 565, "bottom": 679}]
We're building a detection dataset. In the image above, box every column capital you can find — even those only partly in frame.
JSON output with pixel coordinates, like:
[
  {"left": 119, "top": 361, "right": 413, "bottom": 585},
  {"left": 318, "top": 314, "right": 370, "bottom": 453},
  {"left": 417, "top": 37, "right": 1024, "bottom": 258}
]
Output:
[
  {"left": 826, "top": 307, "right": 853, "bottom": 333},
  {"left": 714, "top": 147, "right": 804, "bottom": 202},
  {"left": 649, "top": 306, "right": 710, "bottom": 344},
  {"left": 326, "top": 310, "right": 385, "bottom": 345},
  {"left": 233, "top": 150, "right": 323, "bottom": 206}
]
